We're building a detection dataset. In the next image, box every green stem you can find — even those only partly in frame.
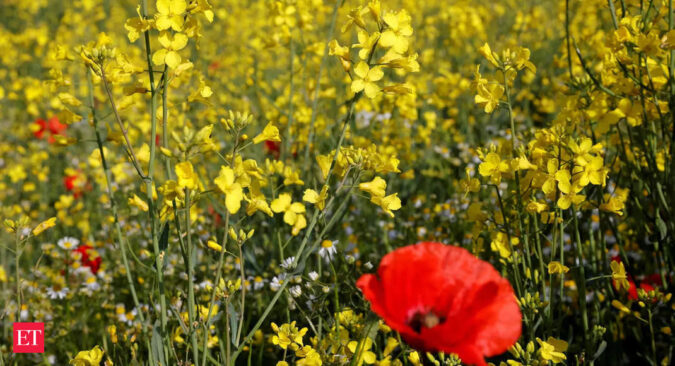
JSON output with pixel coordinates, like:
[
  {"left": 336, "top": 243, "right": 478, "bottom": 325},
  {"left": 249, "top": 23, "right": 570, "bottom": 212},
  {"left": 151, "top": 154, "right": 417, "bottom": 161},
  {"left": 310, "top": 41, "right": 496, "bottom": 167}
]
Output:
[
  {"left": 185, "top": 188, "right": 200, "bottom": 363},
  {"left": 283, "top": 37, "right": 295, "bottom": 161},
  {"left": 503, "top": 73, "right": 533, "bottom": 282},
  {"left": 571, "top": 205, "right": 591, "bottom": 361},
  {"left": 201, "top": 139, "right": 237, "bottom": 366},
  {"left": 304, "top": 0, "right": 342, "bottom": 170},
  {"left": 87, "top": 70, "right": 145, "bottom": 325},
  {"left": 14, "top": 231, "right": 21, "bottom": 323}
]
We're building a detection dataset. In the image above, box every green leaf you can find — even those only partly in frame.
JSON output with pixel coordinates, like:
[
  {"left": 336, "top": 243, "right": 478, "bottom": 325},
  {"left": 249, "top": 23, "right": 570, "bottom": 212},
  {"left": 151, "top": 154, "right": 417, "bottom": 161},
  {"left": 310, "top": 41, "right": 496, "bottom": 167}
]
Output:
[
  {"left": 656, "top": 209, "right": 667, "bottom": 241},
  {"left": 159, "top": 221, "right": 170, "bottom": 251}
]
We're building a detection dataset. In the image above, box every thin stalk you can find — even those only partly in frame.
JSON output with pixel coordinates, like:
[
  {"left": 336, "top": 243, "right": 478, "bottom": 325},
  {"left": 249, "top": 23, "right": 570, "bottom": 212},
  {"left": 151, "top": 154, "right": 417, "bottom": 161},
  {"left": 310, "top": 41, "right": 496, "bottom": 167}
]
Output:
[
  {"left": 99, "top": 68, "right": 146, "bottom": 179},
  {"left": 503, "top": 74, "right": 533, "bottom": 282},
  {"left": 14, "top": 231, "right": 21, "bottom": 322},
  {"left": 185, "top": 188, "right": 200, "bottom": 363},
  {"left": 647, "top": 307, "right": 657, "bottom": 363},
  {"left": 283, "top": 37, "right": 295, "bottom": 161},
  {"left": 304, "top": 0, "right": 342, "bottom": 170},
  {"left": 571, "top": 205, "right": 591, "bottom": 360},
  {"left": 201, "top": 138, "right": 238, "bottom": 366},
  {"left": 235, "top": 242, "right": 247, "bottom": 346},
  {"left": 565, "top": 0, "right": 575, "bottom": 82},
  {"left": 87, "top": 69, "right": 145, "bottom": 324}
]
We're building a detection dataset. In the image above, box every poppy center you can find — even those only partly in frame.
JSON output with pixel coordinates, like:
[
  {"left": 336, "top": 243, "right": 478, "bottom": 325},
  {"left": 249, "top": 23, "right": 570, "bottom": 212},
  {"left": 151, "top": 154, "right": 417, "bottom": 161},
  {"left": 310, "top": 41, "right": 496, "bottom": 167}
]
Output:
[{"left": 408, "top": 310, "right": 445, "bottom": 332}]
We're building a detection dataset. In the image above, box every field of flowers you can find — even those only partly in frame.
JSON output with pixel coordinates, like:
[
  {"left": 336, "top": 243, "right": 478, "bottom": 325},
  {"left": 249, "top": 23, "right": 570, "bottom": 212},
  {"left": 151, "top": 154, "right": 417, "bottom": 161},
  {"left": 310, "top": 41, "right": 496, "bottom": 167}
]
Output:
[{"left": 1, "top": 0, "right": 674, "bottom": 365}]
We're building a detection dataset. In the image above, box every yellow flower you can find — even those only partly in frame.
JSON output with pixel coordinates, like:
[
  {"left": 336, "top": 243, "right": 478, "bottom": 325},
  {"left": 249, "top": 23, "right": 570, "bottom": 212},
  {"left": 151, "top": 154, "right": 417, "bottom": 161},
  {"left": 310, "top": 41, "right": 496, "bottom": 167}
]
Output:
[
  {"left": 612, "top": 299, "right": 631, "bottom": 313},
  {"left": 478, "top": 152, "right": 509, "bottom": 184},
  {"left": 351, "top": 62, "right": 384, "bottom": 98},
  {"left": 128, "top": 194, "right": 149, "bottom": 211},
  {"left": 600, "top": 188, "right": 629, "bottom": 215},
  {"left": 0, "top": 266, "right": 7, "bottom": 282},
  {"left": 214, "top": 166, "right": 243, "bottom": 214},
  {"left": 271, "top": 321, "right": 307, "bottom": 350},
  {"left": 329, "top": 39, "right": 350, "bottom": 60},
  {"left": 107, "top": 325, "right": 117, "bottom": 344},
  {"left": 175, "top": 161, "right": 198, "bottom": 190},
  {"left": 460, "top": 169, "right": 480, "bottom": 195},
  {"left": 352, "top": 30, "right": 380, "bottom": 60},
  {"left": 271, "top": 193, "right": 307, "bottom": 236},
  {"left": 295, "top": 345, "right": 322, "bottom": 366},
  {"left": 475, "top": 83, "right": 504, "bottom": 113},
  {"left": 341, "top": 7, "right": 367, "bottom": 33},
  {"left": 408, "top": 351, "right": 422, "bottom": 366},
  {"left": 371, "top": 193, "right": 401, "bottom": 218},
  {"left": 347, "top": 338, "right": 377, "bottom": 365},
  {"left": 316, "top": 154, "right": 333, "bottom": 180},
  {"left": 70, "top": 346, "right": 104, "bottom": 366},
  {"left": 383, "top": 337, "right": 399, "bottom": 357},
  {"left": 207, "top": 239, "right": 222, "bottom": 251},
  {"left": 611, "top": 261, "right": 630, "bottom": 291},
  {"left": 574, "top": 156, "right": 606, "bottom": 187},
  {"left": 479, "top": 43, "right": 500, "bottom": 67},
  {"left": 253, "top": 122, "right": 281, "bottom": 144},
  {"left": 245, "top": 191, "right": 274, "bottom": 217},
  {"left": 125, "top": 5, "right": 153, "bottom": 42},
  {"left": 554, "top": 170, "right": 584, "bottom": 209},
  {"left": 537, "top": 337, "right": 567, "bottom": 364},
  {"left": 32, "top": 217, "right": 57, "bottom": 236},
  {"left": 152, "top": 31, "right": 188, "bottom": 68},
  {"left": 303, "top": 186, "right": 328, "bottom": 211},
  {"left": 491, "top": 232, "right": 517, "bottom": 258},
  {"left": 380, "top": 10, "right": 413, "bottom": 53},
  {"left": 548, "top": 261, "right": 570, "bottom": 274},
  {"left": 155, "top": 0, "right": 187, "bottom": 31},
  {"left": 359, "top": 176, "right": 387, "bottom": 198}
]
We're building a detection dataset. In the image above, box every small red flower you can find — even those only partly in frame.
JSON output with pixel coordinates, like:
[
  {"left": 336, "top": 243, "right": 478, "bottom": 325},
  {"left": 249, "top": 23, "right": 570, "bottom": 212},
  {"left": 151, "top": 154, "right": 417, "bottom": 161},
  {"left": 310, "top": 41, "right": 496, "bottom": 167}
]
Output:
[
  {"left": 33, "top": 116, "right": 67, "bottom": 143},
  {"left": 264, "top": 140, "right": 281, "bottom": 159},
  {"left": 63, "top": 170, "right": 89, "bottom": 199},
  {"left": 73, "top": 245, "right": 101, "bottom": 274},
  {"left": 357, "top": 242, "right": 522, "bottom": 366},
  {"left": 33, "top": 118, "right": 47, "bottom": 139}
]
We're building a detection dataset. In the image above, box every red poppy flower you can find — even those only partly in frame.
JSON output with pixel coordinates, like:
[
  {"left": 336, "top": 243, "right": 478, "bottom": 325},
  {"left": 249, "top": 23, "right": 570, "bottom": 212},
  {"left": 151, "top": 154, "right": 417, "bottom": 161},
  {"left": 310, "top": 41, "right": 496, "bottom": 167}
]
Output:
[
  {"left": 264, "top": 140, "right": 281, "bottom": 159},
  {"left": 73, "top": 245, "right": 102, "bottom": 274},
  {"left": 357, "top": 242, "right": 522, "bottom": 366},
  {"left": 63, "top": 170, "right": 89, "bottom": 199},
  {"left": 33, "top": 116, "right": 67, "bottom": 143},
  {"left": 33, "top": 118, "right": 48, "bottom": 139}
]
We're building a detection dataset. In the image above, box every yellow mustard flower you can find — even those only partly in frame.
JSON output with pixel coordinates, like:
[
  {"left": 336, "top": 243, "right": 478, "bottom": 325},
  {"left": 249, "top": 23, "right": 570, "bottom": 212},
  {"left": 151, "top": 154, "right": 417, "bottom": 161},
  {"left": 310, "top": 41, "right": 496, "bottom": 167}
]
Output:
[
  {"left": 155, "top": 0, "right": 187, "bottom": 31},
  {"left": 70, "top": 346, "right": 104, "bottom": 366},
  {"left": 214, "top": 166, "right": 243, "bottom": 214},
  {"left": 175, "top": 161, "right": 198, "bottom": 190},
  {"left": 152, "top": 31, "right": 188, "bottom": 68},
  {"left": 351, "top": 61, "right": 384, "bottom": 98},
  {"left": 271, "top": 193, "right": 307, "bottom": 236}
]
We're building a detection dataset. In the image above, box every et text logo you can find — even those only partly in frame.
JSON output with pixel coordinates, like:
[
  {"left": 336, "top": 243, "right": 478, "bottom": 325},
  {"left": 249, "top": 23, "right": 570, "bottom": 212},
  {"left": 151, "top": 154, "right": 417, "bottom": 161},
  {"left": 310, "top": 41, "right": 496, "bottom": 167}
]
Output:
[{"left": 13, "top": 322, "right": 44, "bottom": 353}]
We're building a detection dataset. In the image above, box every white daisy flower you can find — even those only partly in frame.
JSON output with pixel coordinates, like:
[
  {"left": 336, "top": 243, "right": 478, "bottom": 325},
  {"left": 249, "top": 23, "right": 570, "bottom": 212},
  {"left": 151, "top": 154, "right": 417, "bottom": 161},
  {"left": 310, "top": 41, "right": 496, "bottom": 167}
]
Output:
[
  {"left": 308, "top": 271, "right": 319, "bottom": 281},
  {"left": 47, "top": 286, "right": 69, "bottom": 299},
  {"left": 57, "top": 236, "right": 80, "bottom": 250},
  {"left": 319, "top": 240, "right": 337, "bottom": 261},
  {"left": 83, "top": 275, "right": 100, "bottom": 291},
  {"left": 289, "top": 285, "right": 302, "bottom": 298},
  {"left": 270, "top": 274, "right": 287, "bottom": 291},
  {"left": 280, "top": 256, "right": 295, "bottom": 270}
]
